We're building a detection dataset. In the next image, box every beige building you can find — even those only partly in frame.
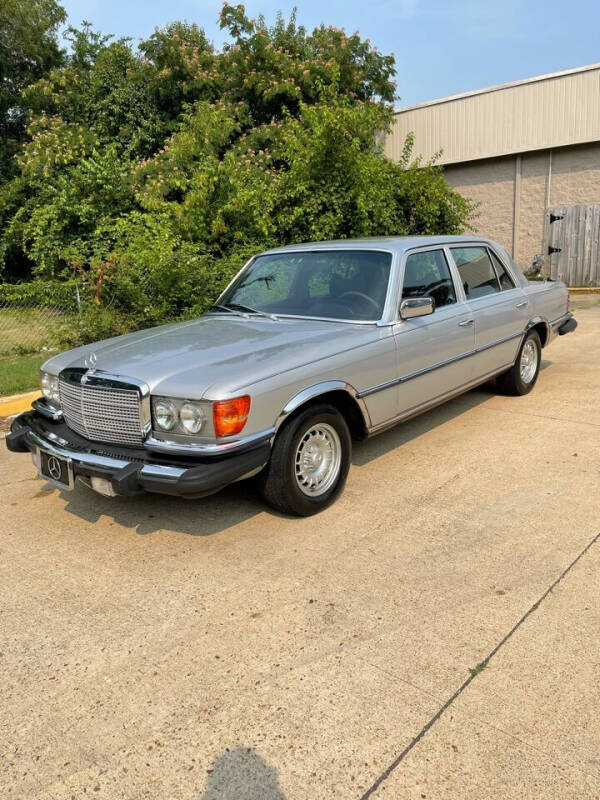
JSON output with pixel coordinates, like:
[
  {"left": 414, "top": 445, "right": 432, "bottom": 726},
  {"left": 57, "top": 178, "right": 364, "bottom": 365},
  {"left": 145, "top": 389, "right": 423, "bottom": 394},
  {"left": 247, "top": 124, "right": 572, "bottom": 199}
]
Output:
[{"left": 384, "top": 64, "right": 600, "bottom": 285}]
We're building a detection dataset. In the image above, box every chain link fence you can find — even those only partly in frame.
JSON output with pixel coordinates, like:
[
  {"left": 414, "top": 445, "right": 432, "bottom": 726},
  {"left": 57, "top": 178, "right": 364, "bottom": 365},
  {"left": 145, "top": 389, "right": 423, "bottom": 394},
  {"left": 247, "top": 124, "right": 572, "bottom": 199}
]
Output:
[
  {"left": 0, "top": 283, "right": 85, "bottom": 358},
  {"left": 0, "top": 302, "right": 74, "bottom": 357}
]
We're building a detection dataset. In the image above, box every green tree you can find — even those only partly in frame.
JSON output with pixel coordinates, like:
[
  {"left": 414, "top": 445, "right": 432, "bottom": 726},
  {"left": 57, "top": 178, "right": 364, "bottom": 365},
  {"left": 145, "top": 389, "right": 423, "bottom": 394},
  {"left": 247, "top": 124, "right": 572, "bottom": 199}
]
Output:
[
  {"left": 0, "top": 0, "right": 66, "bottom": 180},
  {"left": 0, "top": 4, "right": 473, "bottom": 335}
]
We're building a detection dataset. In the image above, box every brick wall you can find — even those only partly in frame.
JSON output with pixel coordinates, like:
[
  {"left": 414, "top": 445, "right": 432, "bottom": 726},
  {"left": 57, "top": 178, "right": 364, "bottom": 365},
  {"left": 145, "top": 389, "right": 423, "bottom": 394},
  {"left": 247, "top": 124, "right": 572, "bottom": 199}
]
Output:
[
  {"left": 443, "top": 142, "right": 600, "bottom": 279},
  {"left": 444, "top": 156, "right": 515, "bottom": 257}
]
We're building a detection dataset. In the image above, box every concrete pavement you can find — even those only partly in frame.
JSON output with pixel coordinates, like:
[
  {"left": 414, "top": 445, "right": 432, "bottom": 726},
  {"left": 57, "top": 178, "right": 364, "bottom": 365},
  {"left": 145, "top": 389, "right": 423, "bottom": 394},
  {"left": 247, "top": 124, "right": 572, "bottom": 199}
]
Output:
[{"left": 1, "top": 305, "right": 599, "bottom": 799}]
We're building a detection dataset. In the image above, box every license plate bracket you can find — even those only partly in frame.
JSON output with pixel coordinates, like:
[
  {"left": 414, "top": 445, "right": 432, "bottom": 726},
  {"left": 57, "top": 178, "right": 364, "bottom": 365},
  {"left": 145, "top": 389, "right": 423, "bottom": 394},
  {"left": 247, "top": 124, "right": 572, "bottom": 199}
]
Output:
[{"left": 38, "top": 449, "right": 75, "bottom": 490}]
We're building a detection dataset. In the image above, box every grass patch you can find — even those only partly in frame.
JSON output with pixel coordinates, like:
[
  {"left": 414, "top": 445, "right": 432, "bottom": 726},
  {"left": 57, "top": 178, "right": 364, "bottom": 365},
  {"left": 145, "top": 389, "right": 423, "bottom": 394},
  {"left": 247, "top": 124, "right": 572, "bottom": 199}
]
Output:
[
  {"left": 0, "top": 353, "right": 45, "bottom": 397},
  {"left": 468, "top": 659, "right": 489, "bottom": 678}
]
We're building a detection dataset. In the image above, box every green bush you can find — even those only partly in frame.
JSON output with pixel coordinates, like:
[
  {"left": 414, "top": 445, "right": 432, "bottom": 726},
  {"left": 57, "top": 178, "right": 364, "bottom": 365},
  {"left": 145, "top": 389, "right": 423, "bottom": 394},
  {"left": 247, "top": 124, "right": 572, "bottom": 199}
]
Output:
[
  {"left": 60, "top": 305, "right": 139, "bottom": 346},
  {"left": 0, "top": 279, "right": 82, "bottom": 309},
  {"left": 0, "top": 5, "right": 475, "bottom": 334}
]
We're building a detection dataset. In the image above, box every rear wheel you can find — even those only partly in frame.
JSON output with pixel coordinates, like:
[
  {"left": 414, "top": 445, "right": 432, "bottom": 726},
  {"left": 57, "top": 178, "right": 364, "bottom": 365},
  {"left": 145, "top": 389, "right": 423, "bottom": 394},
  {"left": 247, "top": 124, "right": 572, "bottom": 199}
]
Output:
[
  {"left": 258, "top": 403, "right": 351, "bottom": 516},
  {"left": 495, "top": 329, "right": 541, "bottom": 396}
]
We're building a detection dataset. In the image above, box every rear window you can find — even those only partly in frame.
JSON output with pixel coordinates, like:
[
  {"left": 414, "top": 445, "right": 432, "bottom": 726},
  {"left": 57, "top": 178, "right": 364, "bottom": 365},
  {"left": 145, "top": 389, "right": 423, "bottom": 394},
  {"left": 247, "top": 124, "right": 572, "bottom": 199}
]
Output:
[
  {"left": 490, "top": 250, "right": 516, "bottom": 290},
  {"left": 451, "top": 246, "right": 500, "bottom": 299}
]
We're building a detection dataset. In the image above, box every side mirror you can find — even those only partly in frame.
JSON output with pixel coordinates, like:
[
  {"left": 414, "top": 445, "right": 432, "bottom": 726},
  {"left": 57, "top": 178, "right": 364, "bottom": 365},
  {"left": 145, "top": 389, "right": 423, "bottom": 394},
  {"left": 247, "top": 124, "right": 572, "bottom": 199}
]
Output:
[
  {"left": 525, "top": 254, "right": 545, "bottom": 278},
  {"left": 400, "top": 296, "right": 435, "bottom": 320}
]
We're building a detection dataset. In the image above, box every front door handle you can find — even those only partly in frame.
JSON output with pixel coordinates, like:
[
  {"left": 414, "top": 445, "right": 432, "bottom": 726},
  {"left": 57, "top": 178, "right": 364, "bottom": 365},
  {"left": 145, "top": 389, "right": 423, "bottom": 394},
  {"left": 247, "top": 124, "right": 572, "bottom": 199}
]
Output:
[
  {"left": 458, "top": 319, "right": 474, "bottom": 327},
  {"left": 515, "top": 301, "right": 529, "bottom": 309}
]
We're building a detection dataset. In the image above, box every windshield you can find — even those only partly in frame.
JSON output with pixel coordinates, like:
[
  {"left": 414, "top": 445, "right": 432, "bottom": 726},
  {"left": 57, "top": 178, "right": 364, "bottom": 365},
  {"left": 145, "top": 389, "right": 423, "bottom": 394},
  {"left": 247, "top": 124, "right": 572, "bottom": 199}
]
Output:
[{"left": 218, "top": 250, "right": 393, "bottom": 321}]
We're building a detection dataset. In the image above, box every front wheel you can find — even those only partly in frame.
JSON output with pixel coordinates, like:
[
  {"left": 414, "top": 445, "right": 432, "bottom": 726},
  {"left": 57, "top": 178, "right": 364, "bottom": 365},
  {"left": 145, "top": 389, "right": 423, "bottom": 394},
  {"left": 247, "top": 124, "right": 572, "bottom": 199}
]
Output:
[
  {"left": 258, "top": 404, "right": 351, "bottom": 516},
  {"left": 495, "top": 329, "right": 541, "bottom": 396}
]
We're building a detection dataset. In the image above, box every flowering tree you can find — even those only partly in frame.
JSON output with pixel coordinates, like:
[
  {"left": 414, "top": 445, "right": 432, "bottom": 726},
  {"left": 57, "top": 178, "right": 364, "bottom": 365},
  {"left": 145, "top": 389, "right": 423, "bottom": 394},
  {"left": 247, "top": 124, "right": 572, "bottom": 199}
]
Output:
[{"left": 0, "top": 4, "right": 473, "bottom": 337}]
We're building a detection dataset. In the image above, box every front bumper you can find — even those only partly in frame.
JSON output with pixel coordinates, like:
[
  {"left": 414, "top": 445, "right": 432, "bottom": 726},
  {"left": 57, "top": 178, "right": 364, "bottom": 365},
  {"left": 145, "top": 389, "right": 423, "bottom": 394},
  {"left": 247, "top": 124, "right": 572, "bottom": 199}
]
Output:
[{"left": 6, "top": 409, "right": 271, "bottom": 499}]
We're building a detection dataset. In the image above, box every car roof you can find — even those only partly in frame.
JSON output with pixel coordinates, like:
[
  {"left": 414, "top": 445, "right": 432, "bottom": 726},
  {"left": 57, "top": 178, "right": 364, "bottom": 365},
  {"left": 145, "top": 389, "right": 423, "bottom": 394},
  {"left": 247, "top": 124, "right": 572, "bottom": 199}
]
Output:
[{"left": 259, "top": 235, "right": 498, "bottom": 256}]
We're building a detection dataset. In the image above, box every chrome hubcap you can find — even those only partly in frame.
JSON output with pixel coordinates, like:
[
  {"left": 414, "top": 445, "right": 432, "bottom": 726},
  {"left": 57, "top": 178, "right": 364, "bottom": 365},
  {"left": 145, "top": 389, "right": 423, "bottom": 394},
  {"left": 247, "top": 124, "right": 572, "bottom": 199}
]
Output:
[
  {"left": 520, "top": 339, "right": 538, "bottom": 384},
  {"left": 294, "top": 423, "right": 342, "bottom": 497}
]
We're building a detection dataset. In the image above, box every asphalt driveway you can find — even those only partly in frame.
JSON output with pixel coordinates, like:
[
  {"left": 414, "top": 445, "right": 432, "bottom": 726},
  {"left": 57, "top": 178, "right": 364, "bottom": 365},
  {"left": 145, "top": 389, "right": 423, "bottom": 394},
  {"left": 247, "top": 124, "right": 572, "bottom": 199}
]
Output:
[{"left": 1, "top": 304, "right": 599, "bottom": 799}]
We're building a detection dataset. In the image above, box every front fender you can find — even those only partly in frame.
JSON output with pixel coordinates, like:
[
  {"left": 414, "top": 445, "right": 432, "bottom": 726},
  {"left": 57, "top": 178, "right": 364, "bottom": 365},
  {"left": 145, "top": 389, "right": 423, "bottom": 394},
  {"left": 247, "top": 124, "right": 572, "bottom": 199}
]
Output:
[{"left": 275, "top": 380, "right": 372, "bottom": 430}]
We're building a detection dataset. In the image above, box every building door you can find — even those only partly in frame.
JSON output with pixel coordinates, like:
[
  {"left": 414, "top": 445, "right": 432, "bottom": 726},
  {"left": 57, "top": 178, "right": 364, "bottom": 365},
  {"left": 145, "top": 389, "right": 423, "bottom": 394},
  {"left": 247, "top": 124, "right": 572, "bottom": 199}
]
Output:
[{"left": 545, "top": 204, "right": 600, "bottom": 287}]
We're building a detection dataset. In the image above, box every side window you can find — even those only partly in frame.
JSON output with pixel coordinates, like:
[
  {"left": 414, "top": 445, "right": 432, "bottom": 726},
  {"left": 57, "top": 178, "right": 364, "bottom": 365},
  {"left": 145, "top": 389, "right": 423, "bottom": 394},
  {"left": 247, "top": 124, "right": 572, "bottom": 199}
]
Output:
[
  {"left": 450, "top": 246, "right": 500, "bottom": 299},
  {"left": 402, "top": 249, "right": 457, "bottom": 310},
  {"left": 489, "top": 250, "right": 516, "bottom": 290}
]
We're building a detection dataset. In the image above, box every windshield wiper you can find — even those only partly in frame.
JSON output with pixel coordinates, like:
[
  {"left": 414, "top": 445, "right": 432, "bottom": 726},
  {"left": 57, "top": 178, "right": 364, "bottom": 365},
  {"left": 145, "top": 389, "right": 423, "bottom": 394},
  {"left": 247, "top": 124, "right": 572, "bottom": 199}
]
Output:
[
  {"left": 222, "top": 302, "right": 278, "bottom": 320},
  {"left": 209, "top": 304, "right": 249, "bottom": 318}
]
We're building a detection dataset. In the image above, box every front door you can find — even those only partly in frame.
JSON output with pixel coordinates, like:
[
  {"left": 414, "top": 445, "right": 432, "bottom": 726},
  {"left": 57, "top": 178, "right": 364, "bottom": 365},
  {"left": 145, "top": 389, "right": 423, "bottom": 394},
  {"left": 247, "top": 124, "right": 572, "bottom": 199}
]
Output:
[{"left": 393, "top": 247, "right": 475, "bottom": 417}]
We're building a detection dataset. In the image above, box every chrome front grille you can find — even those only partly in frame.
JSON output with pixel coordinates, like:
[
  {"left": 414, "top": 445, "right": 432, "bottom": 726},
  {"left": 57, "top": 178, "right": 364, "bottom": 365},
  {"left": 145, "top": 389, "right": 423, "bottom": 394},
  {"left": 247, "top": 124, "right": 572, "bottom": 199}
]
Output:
[{"left": 59, "top": 378, "right": 144, "bottom": 446}]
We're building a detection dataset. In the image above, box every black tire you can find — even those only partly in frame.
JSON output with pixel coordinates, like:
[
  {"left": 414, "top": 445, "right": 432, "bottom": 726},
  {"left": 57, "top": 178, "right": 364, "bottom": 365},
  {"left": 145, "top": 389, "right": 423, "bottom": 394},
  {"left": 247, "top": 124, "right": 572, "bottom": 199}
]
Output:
[
  {"left": 495, "top": 329, "right": 542, "bottom": 396},
  {"left": 258, "top": 403, "right": 351, "bottom": 516}
]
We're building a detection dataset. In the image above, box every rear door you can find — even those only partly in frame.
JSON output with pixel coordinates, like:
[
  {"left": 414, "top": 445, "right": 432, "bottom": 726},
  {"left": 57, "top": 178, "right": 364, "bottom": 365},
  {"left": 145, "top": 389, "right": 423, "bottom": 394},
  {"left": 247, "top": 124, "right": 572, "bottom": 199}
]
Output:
[
  {"left": 393, "top": 246, "right": 475, "bottom": 417},
  {"left": 448, "top": 244, "right": 529, "bottom": 380}
]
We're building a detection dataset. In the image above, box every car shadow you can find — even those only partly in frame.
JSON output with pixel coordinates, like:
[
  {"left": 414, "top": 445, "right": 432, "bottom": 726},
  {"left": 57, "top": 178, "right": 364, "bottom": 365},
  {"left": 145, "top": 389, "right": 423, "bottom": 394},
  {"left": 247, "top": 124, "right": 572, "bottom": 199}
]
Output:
[
  {"left": 352, "top": 384, "right": 496, "bottom": 467},
  {"left": 57, "top": 476, "right": 271, "bottom": 537},
  {"left": 56, "top": 376, "right": 549, "bottom": 536},
  {"left": 198, "top": 747, "right": 287, "bottom": 799},
  {"left": 353, "top": 364, "right": 552, "bottom": 468}
]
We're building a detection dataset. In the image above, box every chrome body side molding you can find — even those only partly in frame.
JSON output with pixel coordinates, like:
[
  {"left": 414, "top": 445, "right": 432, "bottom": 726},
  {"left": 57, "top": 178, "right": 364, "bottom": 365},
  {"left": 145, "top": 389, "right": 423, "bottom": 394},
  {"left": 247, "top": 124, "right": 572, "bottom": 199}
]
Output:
[
  {"left": 368, "top": 362, "right": 513, "bottom": 436},
  {"left": 357, "top": 330, "right": 525, "bottom": 400}
]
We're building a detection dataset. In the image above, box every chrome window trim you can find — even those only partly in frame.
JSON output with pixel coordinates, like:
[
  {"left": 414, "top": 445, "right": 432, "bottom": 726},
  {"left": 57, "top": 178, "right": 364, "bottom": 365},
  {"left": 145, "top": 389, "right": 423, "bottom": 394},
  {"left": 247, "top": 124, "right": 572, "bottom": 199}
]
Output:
[
  {"left": 255, "top": 314, "right": 381, "bottom": 326},
  {"left": 357, "top": 329, "right": 525, "bottom": 399},
  {"left": 215, "top": 248, "right": 396, "bottom": 325},
  {"left": 486, "top": 246, "right": 518, "bottom": 290},
  {"left": 486, "top": 243, "right": 522, "bottom": 288},
  {"left": 446, "top": 243, "right": 504, "bottom": 298},
  {"left": 398, "top": 246, "right": 460, "bottom": 313},
  {"left": 393, "top": 244, "right": 468, "bottom": 323}
]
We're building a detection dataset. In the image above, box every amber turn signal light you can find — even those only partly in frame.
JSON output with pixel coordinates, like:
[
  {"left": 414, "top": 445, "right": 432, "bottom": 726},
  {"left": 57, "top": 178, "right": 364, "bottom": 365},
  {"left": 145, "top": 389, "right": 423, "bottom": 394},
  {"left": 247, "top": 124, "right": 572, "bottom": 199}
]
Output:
[{"left": 213, "top": 395, "right": 251, "bottom": 437}]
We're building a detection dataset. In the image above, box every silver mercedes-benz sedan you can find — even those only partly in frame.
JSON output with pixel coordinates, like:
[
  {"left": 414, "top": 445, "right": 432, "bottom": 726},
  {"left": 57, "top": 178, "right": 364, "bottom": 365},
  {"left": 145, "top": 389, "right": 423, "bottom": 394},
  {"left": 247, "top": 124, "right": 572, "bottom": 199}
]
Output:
[{"left": 7, "top": 236, "right": 577, "bottom": 516}]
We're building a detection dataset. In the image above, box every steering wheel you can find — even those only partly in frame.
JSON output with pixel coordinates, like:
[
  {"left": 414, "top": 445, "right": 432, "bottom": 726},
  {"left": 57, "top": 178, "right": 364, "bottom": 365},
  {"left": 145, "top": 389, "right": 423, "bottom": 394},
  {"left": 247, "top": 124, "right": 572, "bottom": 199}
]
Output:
[{"left": 339, "top": 291, "right": 382, "bottom": 316}]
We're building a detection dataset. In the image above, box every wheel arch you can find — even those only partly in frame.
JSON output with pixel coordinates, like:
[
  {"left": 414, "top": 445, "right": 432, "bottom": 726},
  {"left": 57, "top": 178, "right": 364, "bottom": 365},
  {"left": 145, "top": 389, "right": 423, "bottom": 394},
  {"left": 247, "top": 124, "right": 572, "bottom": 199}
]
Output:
[
  {"left": 526, "top": 317, "right": 550, "bottom": 347},
  {"left": 275, "top": 381, "right": 371, "bottom": 440}
]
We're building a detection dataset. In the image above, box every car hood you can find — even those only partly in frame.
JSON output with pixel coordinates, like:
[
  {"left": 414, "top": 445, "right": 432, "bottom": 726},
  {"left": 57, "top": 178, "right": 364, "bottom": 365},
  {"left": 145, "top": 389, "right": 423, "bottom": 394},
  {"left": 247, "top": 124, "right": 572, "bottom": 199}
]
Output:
[{"left": 46, "top": 315, "right": 374, "bottom": 398}]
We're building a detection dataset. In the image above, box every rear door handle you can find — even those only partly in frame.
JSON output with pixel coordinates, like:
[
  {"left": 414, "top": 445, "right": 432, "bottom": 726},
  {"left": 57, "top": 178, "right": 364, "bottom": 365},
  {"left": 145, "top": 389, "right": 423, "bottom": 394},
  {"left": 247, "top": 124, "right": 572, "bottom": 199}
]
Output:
[
  {"left": 458, "top": 319, "right": 474, "bottom": 327},
  {"left": 516, "top": 301, "right": 529, "bottom": 309}
]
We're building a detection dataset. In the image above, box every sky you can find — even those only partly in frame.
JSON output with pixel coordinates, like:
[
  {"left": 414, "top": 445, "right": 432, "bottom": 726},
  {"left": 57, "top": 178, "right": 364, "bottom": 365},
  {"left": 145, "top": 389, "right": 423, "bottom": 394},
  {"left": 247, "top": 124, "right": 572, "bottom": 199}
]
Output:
[{"left": 59, "top": 0, "right": 600, "bottom": 106}]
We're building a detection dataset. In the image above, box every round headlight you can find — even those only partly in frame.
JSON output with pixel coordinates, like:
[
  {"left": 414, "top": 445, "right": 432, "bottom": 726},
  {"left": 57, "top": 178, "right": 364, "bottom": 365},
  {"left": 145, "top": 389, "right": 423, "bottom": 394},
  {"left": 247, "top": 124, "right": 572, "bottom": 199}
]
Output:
[
  {"left": 180, "top": 402, "right": 205, "bottom": 434},
  {"left": 41, "top": 371, "right": 60, "bottom": 404},
  {"left": 155, "top": 399, "right": 178, "bottom": 431},
  {"left": 41, "top": 372, "right": 53, "bottom": 399}
]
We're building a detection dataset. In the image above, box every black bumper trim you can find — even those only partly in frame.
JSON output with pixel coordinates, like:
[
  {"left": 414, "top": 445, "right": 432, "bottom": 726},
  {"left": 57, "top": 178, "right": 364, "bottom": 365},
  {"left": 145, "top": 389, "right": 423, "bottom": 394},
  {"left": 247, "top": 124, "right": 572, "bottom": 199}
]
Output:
[
  {"left": 137, "top": 444, "right": 271, "bottom": 498},
  {"left": 6, "top": 426, "right": 31, "bottom": 453},
  {"left": 6, "top": 412, "right": 271, "bottom": 499},
  {"left": 558, "top": 317, "right": 577, "bottom": 335}
]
